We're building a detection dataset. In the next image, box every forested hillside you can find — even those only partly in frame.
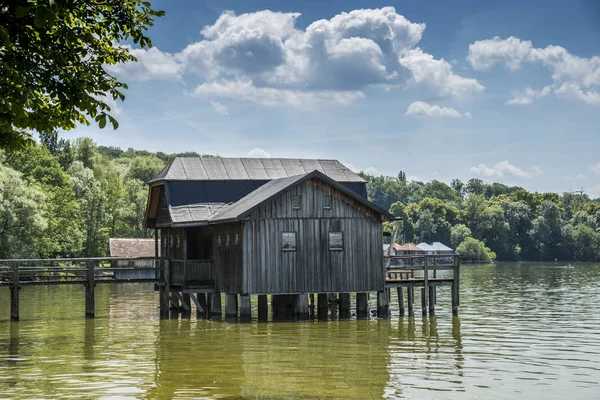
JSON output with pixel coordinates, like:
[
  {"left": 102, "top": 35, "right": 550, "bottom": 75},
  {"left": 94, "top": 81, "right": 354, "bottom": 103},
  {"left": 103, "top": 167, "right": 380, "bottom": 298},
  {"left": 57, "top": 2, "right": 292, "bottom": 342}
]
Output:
[
  {"left": 365, "top": 172, "right": 600, "bottom": 262},
  {"left": 1, "top": 137, "right": 599, "bottom": 262},
  {"left": 0, "top": 134, "right": 211, "bottom": 259}
]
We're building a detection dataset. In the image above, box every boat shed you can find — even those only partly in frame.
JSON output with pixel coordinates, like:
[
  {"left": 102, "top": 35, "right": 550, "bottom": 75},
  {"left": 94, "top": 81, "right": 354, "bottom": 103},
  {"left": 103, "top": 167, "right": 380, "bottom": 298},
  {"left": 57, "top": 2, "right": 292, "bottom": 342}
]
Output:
[{"left": 144, "top": 157, "right": 392, "bottom": 304}]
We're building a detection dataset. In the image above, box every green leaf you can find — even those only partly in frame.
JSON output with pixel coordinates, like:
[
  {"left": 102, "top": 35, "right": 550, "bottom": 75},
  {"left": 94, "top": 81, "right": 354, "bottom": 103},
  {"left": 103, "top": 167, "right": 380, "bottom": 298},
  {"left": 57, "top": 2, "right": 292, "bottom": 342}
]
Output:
[
  {"left": 15, "top": 6, "right": 31, "bottom": 18},
  {"left": 95, "top": 113, "right": 107, "bottom": 129},
  {"left": 107, "top": 115, "right": 119, "bottom": 130},
  {"left": 34, "top": 6, "right": 55, "bottom": 29}
]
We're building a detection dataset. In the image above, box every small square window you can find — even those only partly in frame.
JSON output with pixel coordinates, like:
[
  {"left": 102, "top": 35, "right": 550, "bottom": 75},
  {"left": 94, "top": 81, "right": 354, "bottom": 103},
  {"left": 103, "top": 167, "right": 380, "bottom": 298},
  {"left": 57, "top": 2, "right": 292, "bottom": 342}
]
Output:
[
  {"left": 217, "top": 234, "right": 222, "bottom": 247},
  {"left": 225, "top": 233, "right": 230, "bottom": 247},
  {"left": 234, "top": 232, "right": 239, "bottom": 246},
  {"left": 323, "top": 193, "right": 332, "bottom": 209},
  {"left": 329, "top": 232, "right": 343, "bottom": 250},
  {"left": 292, "top": 195, "right": 302, "bottom": 210},
  {"left": 282, "top": 232, "right": 297, "bottom": 251}
]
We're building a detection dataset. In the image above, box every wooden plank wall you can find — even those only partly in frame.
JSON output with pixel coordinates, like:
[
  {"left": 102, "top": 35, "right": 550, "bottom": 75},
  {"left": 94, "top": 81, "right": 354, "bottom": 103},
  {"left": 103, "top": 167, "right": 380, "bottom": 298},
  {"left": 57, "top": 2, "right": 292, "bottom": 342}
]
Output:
[
  {"left": 213, "top": 222, "right": 243, "bottom": 293},
  {"left": 242, "top": 178, "right": 384, "bottom": 294}
]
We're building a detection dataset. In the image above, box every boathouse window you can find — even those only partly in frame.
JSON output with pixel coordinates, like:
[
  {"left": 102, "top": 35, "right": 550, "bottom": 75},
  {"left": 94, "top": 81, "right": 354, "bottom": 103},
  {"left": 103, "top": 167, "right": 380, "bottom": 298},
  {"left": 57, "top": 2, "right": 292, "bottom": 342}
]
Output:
[
  {"left": 323, "top": 192, "right": 332, "bottom": 209},
  {"left": 176, "top": 236, "right": 180, "bottom": 248},
  {"left": 225, "top": 233, "right": 230, "bottom": 247},
  {"left": 329, "top": 232, "right": 343, "bottom": 250},
  {"left": 292, "top": 195, "right": 302, "bottom": 210},
  {"left": 234, "top": 232, "right": 239, "bottom": 246},
  {"left": 217, "top": 234, "right": 222, "bottom": 247},
  {"left": 282, "top": 232, "right": 297, "bottom": 251}
]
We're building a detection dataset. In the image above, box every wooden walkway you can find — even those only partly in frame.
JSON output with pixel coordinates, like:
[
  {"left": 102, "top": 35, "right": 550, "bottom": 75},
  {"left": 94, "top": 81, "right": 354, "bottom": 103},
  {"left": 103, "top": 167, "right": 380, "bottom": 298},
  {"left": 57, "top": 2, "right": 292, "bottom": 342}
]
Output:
[
  {"left": 0, "top": 257, "right": 160, "bottom": 320},
  {"left": 384, "top": 254, "right": 460, "bottom": 316},
  {"left": 1, "top": 254, "right": 460, "bottom": 321}
]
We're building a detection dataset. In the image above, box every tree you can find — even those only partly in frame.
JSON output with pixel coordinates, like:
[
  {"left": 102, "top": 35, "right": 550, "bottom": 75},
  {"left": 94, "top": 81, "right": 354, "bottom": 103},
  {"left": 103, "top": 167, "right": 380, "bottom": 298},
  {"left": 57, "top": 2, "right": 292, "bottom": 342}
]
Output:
[
  {"left": 126, "top": 155, "right": 165, "bottom": 183},
  {"left": 0, "top": 163, "right": 47, "bottom": 258},
  {"left": 423, "top": 180, "right": 460, "bottom": 205},
  {"left": 0, "top": 0, "right": 165, "bottom": 151},
  {"left": 451, "top": 224, "right": 472, "bottom": 249},
  {"left": 456, "top": 237, "right": 496, "bottom": 262}
]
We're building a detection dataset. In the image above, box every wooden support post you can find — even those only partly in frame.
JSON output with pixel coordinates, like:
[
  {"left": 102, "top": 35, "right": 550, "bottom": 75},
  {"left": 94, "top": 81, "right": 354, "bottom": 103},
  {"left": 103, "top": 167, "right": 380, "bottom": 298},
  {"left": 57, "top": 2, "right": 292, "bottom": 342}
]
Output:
[
  {"left": 210, "top": 293, "right": 222, "bottom": 316},
  {"left": 456, "top": 256, "right": 461, "bottom": 306},
  {"left": 294, "top": 294, "right": 309, "bottom": 319},
  {"left": 309, "top": 293, "right": 315, "bottom": 316},
  {"left": 225, "top": 294, "right": 238, "bottom": 318},
  {"left": 182, "top": 293, "right": 192, "bottom": 317},
  {"left": 338, "top": 293, "right": 351, "bottom": 319},
  {"left": 423, "top": 257, "right": 429, "bottom": 316},
  {"left": 240, "top": 294, "right": 251, "bottom": 321},
  {"left": 408, "top": 287, "right": 414, "bottom": 317},
  {"left": 161, "top": 259, "right": 171, "bottom": 319},
  {"left": 356, "top": 292, "right": 368, "bottom": 319},
  {"left": 428, "top": 286, "right": 435, "bottom": 316},
  {"left": 317, "top": 293, "right": 328, "bottom": 320},
  {"left": 397, "top": 287, "right": 405, "bottom": 316},
  {"left": 183, "top": 229, "right": 188, "bottom": 285},
  {"left": 377, "top": 290, "right": 389, "bottom": 318},
  {"left": 10, "top": 264, "right": 20, "bottom": 321},
  {"left": 258, "top": 295, "right": 268, "bottom": 321},
  {"left": 85, "top": 261, "right": 95, "bottom": 318},
  {"left": 196, "top": 293, "right": 207, "bottom": 319},
  {"left": 451, "top": 284, "right": 459, "bottom": 316}
]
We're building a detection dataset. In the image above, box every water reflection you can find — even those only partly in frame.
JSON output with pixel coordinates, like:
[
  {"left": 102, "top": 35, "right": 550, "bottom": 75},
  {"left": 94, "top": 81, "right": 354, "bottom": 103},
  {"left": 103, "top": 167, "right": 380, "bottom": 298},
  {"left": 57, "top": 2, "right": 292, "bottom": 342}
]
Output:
[{"left": 0, "top": 264, "right": 600, "bottom": 399}]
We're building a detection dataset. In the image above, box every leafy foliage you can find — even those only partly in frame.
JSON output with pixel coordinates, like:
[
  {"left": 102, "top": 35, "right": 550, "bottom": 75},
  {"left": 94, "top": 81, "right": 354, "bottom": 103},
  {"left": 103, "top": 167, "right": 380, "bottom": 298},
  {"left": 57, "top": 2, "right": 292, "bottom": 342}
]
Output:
[
  {"left": 0, "top": 0, "right": 165, "bottom": 151},
  {"left": 362, "top": 171, "right": 600, "bottom": 261}
]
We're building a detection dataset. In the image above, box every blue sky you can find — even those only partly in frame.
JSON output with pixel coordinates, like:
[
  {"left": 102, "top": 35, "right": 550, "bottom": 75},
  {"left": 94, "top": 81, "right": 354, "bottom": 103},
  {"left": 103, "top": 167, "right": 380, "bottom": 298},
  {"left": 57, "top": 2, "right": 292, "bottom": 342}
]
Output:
[{"left": 68, "top": 0, "right": 600, "bottom": 197}]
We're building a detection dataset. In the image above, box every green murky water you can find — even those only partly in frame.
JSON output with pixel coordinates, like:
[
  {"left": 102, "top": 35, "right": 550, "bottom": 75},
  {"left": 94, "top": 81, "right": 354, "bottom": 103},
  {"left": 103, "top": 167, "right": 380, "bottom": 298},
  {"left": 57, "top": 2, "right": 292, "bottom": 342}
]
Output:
[{"left": 1, "top": 263, "right": 599, "bottom": 399}]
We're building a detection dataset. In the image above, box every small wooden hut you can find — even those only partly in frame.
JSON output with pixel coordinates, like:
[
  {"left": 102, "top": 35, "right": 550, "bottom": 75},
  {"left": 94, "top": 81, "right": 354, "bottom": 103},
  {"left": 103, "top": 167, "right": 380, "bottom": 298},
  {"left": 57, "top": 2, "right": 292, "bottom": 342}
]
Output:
[
  {"left": 108, "top": 238, "right": 159, "bottom": 280},
  {"left": 144, "top": 157, "right": 392, "bottom": 316}
]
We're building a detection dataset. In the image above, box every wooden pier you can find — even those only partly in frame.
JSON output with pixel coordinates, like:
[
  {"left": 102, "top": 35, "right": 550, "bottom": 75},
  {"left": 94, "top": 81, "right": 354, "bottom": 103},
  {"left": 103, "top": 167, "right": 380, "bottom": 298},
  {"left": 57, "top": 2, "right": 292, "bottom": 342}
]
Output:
[
  {"left": 1, "top": 254, "right": 459, "bottom": 321},
  {"left": 0, "top": 257, "right": 160, "bottom": 321},
  {"left": 384, "top": 254, "right": 460, "bottom": 317}
]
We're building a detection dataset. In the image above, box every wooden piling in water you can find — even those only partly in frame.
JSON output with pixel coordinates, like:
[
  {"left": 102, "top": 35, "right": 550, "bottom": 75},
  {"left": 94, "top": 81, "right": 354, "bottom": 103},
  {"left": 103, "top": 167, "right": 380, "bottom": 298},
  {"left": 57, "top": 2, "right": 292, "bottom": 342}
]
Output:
[
  {"left": 210, "top": 293, "right": 222, "bottom": 316},
  {"left": 294, "top": 294, "right": 309, "bottom": 319},
  {"left": 377, "top": 290, "right": 389, "bottom": 318},
  {"left": 338, "top": 293, "right": 351, "bottom": 319},
  {"left": 10, "top": 264, "right": 19, "bottom": 321},
  {"left": 408, "top": 287, "right": 414, "bottom": 316},
  {"left": 397, "top": 287, "right": 405, "bottom": 316},
  {"left": 317, "top": 293, "right": 328, "bottom": 320},
  {"left": 428, "top": 286, "right": 435, "bottom": 316},
  {"left": 225, "top": 294, "right": 238, "bottom": 318},
  {"left": 421, "top": 288, "right": 427, "bottom": 316},
  {"left": 257, "top": 295, "right": 268, "bottom": 321},
  {"left": 356, "top": 292, "right": 368, "bottom": 319},
  {"left": 240, "top": 294, "right": 251, "bottom": 321},
  {"left": 85, "top": 261, "right": 95, "bottom": 318},
  {"left": 160, "top": 259, "right": 171, "bottom": 319},
  {"left": 181, "top": 293, "right": 192, "bottom": 317}
]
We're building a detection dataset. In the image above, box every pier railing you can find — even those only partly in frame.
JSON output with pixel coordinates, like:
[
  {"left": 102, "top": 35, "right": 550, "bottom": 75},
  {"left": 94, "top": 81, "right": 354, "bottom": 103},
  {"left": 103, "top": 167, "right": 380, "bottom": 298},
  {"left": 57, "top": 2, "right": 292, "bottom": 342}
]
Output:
[
  {"left": 170, "top": 259, "right": 214, "bottom": 285},
  {"left": 0, "top": 257, "right": 162, "bottom": 321},
  {"left": 384, "top": 254, "right": 460, "bottom": 316}
]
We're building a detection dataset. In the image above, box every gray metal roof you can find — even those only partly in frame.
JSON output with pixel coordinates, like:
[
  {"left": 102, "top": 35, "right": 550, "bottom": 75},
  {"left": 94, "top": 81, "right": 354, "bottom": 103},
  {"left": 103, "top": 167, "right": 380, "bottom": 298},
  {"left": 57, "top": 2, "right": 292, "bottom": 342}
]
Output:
[
  {"left": 151, "top": 157, "right": 365, "bottom": 183},
  {"left": 170, "top": 203, "right": 230, "bottom": 225},
  {"left": 207, "top": 170, "right": 392, "bottom": 224},
  {"left": 109, "top": 238, "right": 158, "bottom": 257}
]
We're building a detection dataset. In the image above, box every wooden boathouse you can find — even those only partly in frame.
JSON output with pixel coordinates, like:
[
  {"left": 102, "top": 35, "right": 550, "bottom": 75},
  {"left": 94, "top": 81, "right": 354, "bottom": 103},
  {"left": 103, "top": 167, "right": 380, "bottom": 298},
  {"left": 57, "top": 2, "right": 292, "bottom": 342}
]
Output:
[{"left": 144, "top": 157, "right": 393, "bottom": 319}]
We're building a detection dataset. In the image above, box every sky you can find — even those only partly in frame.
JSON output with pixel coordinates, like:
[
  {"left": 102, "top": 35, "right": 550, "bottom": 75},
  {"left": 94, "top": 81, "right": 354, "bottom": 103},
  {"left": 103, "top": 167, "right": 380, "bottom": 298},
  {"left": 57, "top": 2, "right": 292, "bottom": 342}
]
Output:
[{"left": 66, "top": 0, "right": 600, "bottom": 197}]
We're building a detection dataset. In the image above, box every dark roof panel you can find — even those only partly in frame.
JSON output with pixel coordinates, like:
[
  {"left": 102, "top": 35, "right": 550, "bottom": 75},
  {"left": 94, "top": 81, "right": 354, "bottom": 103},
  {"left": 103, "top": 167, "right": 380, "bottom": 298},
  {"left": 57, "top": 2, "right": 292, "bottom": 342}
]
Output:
[{"left": 150, "top": 157, "right": 365, "bottom": 183}]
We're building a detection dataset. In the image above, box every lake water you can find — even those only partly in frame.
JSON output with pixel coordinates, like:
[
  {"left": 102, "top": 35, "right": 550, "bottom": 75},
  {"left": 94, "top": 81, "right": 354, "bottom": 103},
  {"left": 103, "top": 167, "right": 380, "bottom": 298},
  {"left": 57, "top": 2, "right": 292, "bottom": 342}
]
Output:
[{"left": 0, "top": 263, "right": 599, "bottom": 399}]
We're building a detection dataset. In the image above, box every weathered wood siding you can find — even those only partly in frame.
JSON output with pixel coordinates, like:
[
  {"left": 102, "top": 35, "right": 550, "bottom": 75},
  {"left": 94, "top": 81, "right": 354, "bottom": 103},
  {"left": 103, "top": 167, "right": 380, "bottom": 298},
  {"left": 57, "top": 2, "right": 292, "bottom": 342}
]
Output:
[
  {"left": 213, "top": 222, "right": 243, "bottom": 293},
  {"left": 242, "top": 178, "right": 384, "bottom": 294}
]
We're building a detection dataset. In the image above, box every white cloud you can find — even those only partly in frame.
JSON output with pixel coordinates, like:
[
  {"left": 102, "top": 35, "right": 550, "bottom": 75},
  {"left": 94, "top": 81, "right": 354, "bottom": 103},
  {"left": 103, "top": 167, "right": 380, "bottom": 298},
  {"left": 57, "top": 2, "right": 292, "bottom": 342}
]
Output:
[
  {"left": 506, "top": 86, "right": 551, "bottom": 105},
  {"left": 210, "top": 101, "right": 229, "bottom": 115},
  {"left": 465, "top": 112, "right": 472, "bottom": 119},
  {"left": 576, "top": 174, "right": 587, "bottom": 180},
  {"left": 248, "top": 148, "right": 272, "bottom": 158},
  {"left": 363, "top": 167, "right": 379, "bottom": 175},
  {"left": 192, "top": 79, "right": 363, "bottom": 108},
  {"left": 468, "top": 36, "right": 600, "bottom": 106},
  {"left": 106, "top": 46, "right": 181, "bottom": 81},
  {"left": 405, "top": 101, "right": 463, "bottom": 118},
  {"left": 590, "top": 162, "right": 600, "bottom": 174},
  {"left": 399, "top": 49, "right": 483, "bottom": 98},
  {"left": 110, "top": 8, "right": 482, "bottom": 107},
  {"left": 470, "top": 161, "right": 538, "bottom": 178}
]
